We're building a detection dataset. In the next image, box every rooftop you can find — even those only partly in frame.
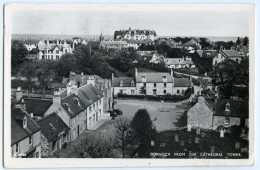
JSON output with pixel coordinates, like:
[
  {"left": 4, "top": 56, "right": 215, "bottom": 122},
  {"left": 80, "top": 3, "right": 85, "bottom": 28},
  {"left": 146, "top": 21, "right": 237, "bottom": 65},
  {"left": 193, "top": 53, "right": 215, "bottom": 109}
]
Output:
[
  {"left": 136, "top": 72, "right": 173, "bottom": 83},
  {"left": 24, "top": 98, "right": 53, "bottom": 117},
  {"left": 174, "top": 78, "right": 192, "bottom": 87},
  {"left": 37, "top": 113, "right": 70, "bottom": 142},
  {"left": 112, "top": 77, "right": 135, "bottom": 87}
]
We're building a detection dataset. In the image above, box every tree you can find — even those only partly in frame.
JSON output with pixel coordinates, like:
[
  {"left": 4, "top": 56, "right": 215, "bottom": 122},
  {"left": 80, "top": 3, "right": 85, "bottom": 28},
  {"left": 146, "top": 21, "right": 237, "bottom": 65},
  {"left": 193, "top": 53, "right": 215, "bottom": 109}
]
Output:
[
  {"left": 83, "top": 134, "right": 114, "bottom": 158},
  {"left": 113, "top": 118, "right": 132, "bottom": 158},
  {"left": 139, "top": 86, "right": 146, "bottom": 95},
  {"left": 199, "top": 78, "right": 209, "bottom": 90},
  {"left": 21, "top": 63, "right": 36, "bottom": 98},
  {"left": 212, "top": 59, "right": 245, "bottom": 98},
  {"left": 11, "top": 40, "right": 28, "bottom": 68},
  {"left": 37, "top": 61, "right": 55, "bottom": 97},
  {"left": 130, "top": 109, "right": 156, "bottom": 157},
  {"left": 55, "top": 53, "right": 76, "bottom": 77},
  {"left": 236, "top": 37, "right": 241, "bottom": 46},
  {"left": 243, "top": 36, "right": 249, "bottom": 46}
]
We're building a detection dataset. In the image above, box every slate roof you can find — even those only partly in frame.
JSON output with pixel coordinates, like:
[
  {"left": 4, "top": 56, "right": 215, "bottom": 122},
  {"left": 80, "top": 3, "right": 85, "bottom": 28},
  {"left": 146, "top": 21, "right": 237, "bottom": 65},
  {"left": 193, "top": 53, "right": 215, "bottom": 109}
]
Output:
[
  {"left": 101, "top": 41, "right": 128, "bottom": 45},
  {"left": 24, "top": 98, "right": 53, "bottom": 117},
  {"left": 112, "top": 77, "right": 135, "bottom": 87},
  {"left": 136, "top": 72, "right": 173, "bottom": 83},
  {"left": 60, "top": 94, "right": 87, "bottom": 118},
  {"left": 77, "top": 84, "right": 103, "bottom": 108},
  {"left": 174, "top": 78, "right": 192, "bottom": 87},
  {"left": 165, "top": 58, "right": 194, "bottom": 65},
  {"left": 114, "top": 29, "right": 157, "bottom": 38},
  {"left": 213, "top": 99, "right": 249, "bottom": 118},
  {"left": 11, "top": 108, "right": 41, "bottom": 145},
  {"left": 37, "top": 113, "right": 70, "bottom": 142},
  {"left": 220, "top": 50, "right": 243, "bottom": 58},
  {"left": 197, "top": 50, "right": 218, "bottom": 58}
]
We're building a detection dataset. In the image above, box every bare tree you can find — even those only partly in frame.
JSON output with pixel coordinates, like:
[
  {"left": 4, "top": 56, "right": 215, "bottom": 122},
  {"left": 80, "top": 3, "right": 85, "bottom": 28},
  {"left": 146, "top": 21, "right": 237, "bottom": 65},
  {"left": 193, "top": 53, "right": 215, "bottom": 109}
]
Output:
[
  {"left": 113, "top": 118, "right": 132, "bottom": 158},
  {"left": 83, "top": 134, "right": 114, "bottom": 158}
]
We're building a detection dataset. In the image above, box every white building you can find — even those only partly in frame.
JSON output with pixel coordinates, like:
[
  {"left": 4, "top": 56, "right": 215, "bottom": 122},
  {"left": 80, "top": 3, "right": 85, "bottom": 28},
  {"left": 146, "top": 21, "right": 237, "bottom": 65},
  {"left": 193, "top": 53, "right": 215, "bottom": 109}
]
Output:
[
  {"left": 36, "top": 40, "right": 73, "bottom": 60},
  {"left": 114, "top": 27, "right": 157, "bottom": 41},
  {"left": 165, "top": 56, "right": 196, "bottom": 69}
]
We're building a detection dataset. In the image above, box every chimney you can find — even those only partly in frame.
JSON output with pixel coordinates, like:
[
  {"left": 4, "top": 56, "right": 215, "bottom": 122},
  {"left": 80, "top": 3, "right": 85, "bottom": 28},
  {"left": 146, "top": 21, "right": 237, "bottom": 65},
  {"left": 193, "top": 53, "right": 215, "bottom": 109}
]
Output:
[
  {"left": 69, "top": 71, "right": 76, "bottom": 83},
  {"left": 16, "top": 87, "right": 22, "bottom": 101},
  {"left": 53, "top": 91, "right": 61, "bottom": 104},
  {"left": 56, "top": 39, "right": 59, "bottom": 45},
  {"left": 135, "top": 68, "right": 138, "bottom": 79},
  {"left": 170, "top": 69, "right": 173, "bottom": 77},
  {"left": 112, "top": 73, "right": 114, "bottom": 81},
  {"left": 71, "top": 84, "right": 78, "bottom": 95}
]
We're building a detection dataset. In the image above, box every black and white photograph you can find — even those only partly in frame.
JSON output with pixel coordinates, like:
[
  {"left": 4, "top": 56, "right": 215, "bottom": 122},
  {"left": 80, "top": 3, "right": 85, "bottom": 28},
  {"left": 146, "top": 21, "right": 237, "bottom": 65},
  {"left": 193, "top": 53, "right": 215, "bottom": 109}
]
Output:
[{"left": 3, "top": 3, "right": 255, "bottom": 168}]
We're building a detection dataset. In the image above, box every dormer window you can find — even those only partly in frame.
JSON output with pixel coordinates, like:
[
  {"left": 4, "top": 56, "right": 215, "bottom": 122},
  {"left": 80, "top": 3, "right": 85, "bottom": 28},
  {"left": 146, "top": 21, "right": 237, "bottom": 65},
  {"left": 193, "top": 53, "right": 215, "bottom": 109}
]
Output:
[
  {"left": 29, "top": 136, "right": 32, "bottom": 145},
  {"left": 73, "top": 97, "right": 81, "bottom": 106},
  {"left": 225, "top": 102, "right": 230, "bottom": 112},
  {"left": 23, "top": 116, "right": 27, "bottom": 128},
  {"left": 120, "top": 80, "right": 123, "bottom": 87},
  {"left": 131, "top": 81, "right": 135, "bottom": 87}
]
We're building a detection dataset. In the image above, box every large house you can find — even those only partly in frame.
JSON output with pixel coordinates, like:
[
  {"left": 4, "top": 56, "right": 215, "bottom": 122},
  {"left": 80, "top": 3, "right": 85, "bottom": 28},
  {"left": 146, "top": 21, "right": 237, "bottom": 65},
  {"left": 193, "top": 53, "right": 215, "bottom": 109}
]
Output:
[
  {"left": 158, "top": 38, "right": 183, "bottom": 48},
  {"left": 36, "top": 40, "right": 73, "bottom": 60},
  {"left": 213, "top": 50, "right": 244, "bottom": 65},
  {"left": 11, "top": 107, "right": 41, "bottom": 158},
  {"left": 112, "top": 68, "right": 192, "bottom": 96},
  {"left": 135, "top": 70, "right": 174, "bottom": 95},
  {"left": 114, "top": 27, "right": 157, "bottom": 41},
  {"left": 183, "top": 38, "right": 201, "bottom": 51},
  {"left": 38, "top": 113, "right": 70, "bottom": 157},
  {"left": 112, "top": 75, "right": 136, "bottom": 96},
  {"left": 164, "top": 56, "right": 195, "bottom": 69},
  {"left": 126, "top": 39, "right": 155, "bottom": 50},
  {"left": 21, "top": 39, "right": 39, "bottom": 51},
  {"left": 187, "top": 96, "right": 249, "bottom": 130}
]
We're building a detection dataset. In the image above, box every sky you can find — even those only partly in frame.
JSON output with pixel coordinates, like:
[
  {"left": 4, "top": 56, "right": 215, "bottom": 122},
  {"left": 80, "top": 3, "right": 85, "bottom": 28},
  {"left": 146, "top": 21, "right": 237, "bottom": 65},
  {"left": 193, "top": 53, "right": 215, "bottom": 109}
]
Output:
[{"left": 11, "top": 4, "right": 252, "bottom": 37}]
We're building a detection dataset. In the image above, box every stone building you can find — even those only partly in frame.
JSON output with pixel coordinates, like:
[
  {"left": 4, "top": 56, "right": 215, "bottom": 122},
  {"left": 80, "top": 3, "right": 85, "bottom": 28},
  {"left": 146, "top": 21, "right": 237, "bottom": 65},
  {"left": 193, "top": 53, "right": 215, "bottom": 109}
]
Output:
[
  {"left": 11, "top": 107, "right": 41, "bottom": 158},
  {"left": 37, "top": 113, "right": 69, "bottom": 157}
]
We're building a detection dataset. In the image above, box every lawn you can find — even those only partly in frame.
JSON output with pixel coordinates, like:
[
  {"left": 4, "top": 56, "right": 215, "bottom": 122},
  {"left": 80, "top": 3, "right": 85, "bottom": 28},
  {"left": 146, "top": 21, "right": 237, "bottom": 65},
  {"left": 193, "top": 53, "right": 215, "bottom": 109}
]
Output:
[{"left": 114, "top": 99, "right": 192, "bottom": 131}]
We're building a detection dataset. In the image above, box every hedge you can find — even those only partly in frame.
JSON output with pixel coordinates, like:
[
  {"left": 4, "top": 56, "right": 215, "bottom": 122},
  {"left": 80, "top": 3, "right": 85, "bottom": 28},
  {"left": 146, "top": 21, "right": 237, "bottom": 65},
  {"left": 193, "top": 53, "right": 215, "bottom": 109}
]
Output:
[{"left": 116, "top": 88, "right": 192, "bottom": 102}]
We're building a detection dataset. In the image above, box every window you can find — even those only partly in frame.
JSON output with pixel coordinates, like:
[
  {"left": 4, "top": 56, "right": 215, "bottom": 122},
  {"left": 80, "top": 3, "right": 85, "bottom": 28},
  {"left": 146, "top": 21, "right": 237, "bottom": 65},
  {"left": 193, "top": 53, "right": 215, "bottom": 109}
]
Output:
[
  {"left": 215, "top": 61, "right": 217, "bottom": 64},
  {"left": 164, "top": 90, "right": 167, "bottom": 94},
  {"left": 56, "top": 55, "right": 59, "bottom": 59},
  {"left": 236, "top": 59, "right": 239, "bottom": 63},
  {"left": 225, "top": 116, "right": 230, "bottom": 125},
  {"left": 35, "top": 152, "right": 39, "bottom": 158},
  {"left": 120, "top": 81, "right": 123, "bottom": 87},
  {"left": 89, "top": 106, "right": 92, "bottom": 112},
  {"left": 164, "top": 83, "right": 167, "bottom": 87},
  {"left": 23, "top": 117, "right": 27, "bottom": 128},
  {"left": 120, "top": 89, "right": 123, "bottom": 94},
  {"left": 131, "top": 90, "right": 135, "bottom": 94},
  {"left": 51, "top": 55, "right": 53, "bottom": 60},
  {"left": 131, "top": 81, "right": 135, "bottom": 87},
  {"left": 143, "top": 83, "right": 146, "bottom": 87},
  {"left": 177, "top": 90, "right": 180, "bottom": 94},
  {"left": 56, "top": 50, "right": 59, "bottom": 54},
  {"left": 29, "top": 136, "right": 32, "bottom": 145},
  {"left": 154, "top": 83, "right": 156, "bottom": 87},
  {"left": 15, "top": 143, "right": 19, "bottom": 153},
  {"left": 93, "top": 103, "right": 95, "bottom": 109}
]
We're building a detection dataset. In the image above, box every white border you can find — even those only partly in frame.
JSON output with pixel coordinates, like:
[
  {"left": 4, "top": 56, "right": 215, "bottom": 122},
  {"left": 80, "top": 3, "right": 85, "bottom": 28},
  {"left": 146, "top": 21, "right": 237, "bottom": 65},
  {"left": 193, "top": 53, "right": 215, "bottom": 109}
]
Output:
[{"left": 3, "top": 3, "right": 255, "bottom": 168}]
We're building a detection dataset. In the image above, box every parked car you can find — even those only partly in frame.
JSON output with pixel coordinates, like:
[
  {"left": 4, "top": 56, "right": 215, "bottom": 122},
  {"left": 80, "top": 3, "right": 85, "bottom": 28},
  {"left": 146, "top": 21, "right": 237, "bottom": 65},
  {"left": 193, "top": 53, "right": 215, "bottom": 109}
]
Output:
[
  {"left": 106, "top": 110, "right": 117, "bottom": 118},
  {"left": 113, "top": 109, "right": 123, "bottom": 115}
]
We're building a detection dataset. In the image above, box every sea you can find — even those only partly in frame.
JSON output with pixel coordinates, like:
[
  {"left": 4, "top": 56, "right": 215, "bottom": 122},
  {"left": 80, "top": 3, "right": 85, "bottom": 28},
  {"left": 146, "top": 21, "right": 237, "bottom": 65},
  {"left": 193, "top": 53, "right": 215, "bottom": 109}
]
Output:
[{"left": 12, "top": 34, "right": 238, "bottom": 42}]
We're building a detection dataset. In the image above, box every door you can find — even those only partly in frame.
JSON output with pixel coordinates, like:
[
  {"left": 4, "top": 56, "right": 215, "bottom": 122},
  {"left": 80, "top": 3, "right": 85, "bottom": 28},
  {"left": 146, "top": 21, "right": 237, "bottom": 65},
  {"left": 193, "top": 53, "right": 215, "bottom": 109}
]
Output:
[
  {"left": 153, "top": 89, "right": 156, "bottom": 95},
  {"left": 96, "top": 112, "right": 98, "bottom": 121},
  {"left": 77, "top": 125, "right": 80, "bottom": 136},
  {"left": 240, "top": 118, "right": 246, "bottom": 127}
]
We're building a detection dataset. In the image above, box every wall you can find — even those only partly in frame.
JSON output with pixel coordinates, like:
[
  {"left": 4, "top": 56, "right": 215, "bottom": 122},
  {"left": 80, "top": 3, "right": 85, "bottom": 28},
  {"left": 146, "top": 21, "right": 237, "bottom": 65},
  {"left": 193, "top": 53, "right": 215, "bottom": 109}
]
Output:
[
  {"left": 212, "top": 53, "right": 225, "bottom": 65},
  {"left": 136, "top": 82, "right": 173, "bottom": 95},
  {"left": 213, "top": 116, "right": 241, "bottom": 130},
  {"left": 172, "top": 87, "right": 189, "bottom": 95},
  {"left": 12, "top": 130, "right": 41, "bottom": 158},
  {"left": 70, "top": 110, "right": 86, "bottom": 141},
  {"left": 113, "top": 87, "right": 136, "bottom": 96},
  {"left": 86, "top": 97, "right": 104, "bottom": 129},
  {"left": 187, "top": 101, "right": 214, "bottom": 129},
  {"left": 40, "top": 134, "right": 50, "bottom": 157}
]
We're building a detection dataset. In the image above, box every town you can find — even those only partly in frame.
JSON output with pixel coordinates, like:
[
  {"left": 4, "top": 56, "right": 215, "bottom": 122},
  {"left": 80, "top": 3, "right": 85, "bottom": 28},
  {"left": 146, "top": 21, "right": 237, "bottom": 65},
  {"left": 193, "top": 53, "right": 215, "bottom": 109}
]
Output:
[{"left": 11, "top": 27, "right": 249, "bottom": 158}]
